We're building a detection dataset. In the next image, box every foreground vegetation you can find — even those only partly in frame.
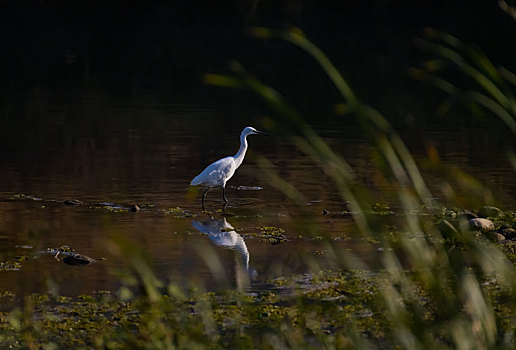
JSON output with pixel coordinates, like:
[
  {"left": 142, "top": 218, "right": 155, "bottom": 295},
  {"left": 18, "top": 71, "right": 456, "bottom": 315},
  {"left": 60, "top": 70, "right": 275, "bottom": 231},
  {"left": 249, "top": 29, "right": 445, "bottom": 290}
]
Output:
[{"left": 0, "top": 267, "right": 513, "bottom": 349}]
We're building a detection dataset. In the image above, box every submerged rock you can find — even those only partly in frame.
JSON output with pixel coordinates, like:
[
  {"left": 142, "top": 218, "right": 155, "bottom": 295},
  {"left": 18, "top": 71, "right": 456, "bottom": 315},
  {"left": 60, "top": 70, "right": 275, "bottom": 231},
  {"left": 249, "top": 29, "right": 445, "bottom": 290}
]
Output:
[
  {"left": 469, "top": 218, "right": 495, "bottom": 232},
  {"left": 478, "top": 206, "right": 504, "bottom": 219},
  {"left": 62, "top": 254, "right": 96, "bottom": 266}
]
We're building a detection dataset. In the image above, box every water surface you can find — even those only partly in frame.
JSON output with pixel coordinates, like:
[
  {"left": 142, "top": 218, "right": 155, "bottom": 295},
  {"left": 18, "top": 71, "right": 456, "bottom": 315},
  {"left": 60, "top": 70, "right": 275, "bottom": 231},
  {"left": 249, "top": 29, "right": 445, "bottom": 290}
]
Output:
[{"left": 0, "top": 82, "right": 513, "bottom": 297}]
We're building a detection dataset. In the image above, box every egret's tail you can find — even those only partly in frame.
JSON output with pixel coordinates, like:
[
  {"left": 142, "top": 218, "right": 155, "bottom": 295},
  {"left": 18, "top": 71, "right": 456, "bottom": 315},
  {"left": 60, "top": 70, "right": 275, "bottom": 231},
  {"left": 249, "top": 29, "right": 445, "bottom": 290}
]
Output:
[{"left": 190, "top": 175, "right": 202, "bottom": 186}]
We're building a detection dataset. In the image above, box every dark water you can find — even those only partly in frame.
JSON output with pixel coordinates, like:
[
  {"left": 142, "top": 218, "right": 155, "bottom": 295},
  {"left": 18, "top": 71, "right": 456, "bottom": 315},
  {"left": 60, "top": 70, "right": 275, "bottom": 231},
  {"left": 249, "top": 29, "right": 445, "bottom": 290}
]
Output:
[
  {"left": 0, "top": 1, "right": 515, "bottom": 297},
  {"left": 0, "top": 87, "right": 363, "bottom": 296},
  {"left": 0, "top": 83, "right": 513, "bottom": 297}
]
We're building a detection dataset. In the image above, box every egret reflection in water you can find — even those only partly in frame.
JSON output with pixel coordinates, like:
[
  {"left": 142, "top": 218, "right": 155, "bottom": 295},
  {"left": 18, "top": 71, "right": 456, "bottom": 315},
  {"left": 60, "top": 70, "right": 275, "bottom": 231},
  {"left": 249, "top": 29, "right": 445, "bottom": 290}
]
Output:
[
  {"left": 191, "top": 217, "right": 250, "bottom": 271},
  {"left": 191, "top": 216, "right": 256, "bottom": 289}
]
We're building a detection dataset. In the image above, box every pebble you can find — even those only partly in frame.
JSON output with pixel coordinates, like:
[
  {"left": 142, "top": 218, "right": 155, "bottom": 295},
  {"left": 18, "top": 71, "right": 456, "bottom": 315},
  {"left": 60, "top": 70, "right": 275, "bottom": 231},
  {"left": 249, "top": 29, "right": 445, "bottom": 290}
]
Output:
[
  {"left": 469, "top": 218, "right": 495, "bottom": 232},
  {"left": 497, "top": 227, "right": 516, "bottom": 240},
  {"left": 485, "top": 232, "right": 506, "bottom": 242}
]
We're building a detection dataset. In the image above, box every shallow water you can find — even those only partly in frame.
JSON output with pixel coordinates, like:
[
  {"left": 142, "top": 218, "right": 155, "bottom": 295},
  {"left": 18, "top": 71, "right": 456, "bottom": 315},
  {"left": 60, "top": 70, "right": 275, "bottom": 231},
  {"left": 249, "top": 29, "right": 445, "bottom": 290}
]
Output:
[{"left": 0, "top": 83, "right": 514, "bottom": 297}]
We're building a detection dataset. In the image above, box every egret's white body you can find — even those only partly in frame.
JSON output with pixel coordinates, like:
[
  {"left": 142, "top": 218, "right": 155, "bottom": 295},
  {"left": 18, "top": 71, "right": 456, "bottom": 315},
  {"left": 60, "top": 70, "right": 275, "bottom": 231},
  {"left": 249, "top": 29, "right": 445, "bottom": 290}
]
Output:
[
  {"left": 190, "top": 156, "right": 238, "bottom": 188},
  {"left": 190, "top": 126, "right": 267, "bottom": 205}
]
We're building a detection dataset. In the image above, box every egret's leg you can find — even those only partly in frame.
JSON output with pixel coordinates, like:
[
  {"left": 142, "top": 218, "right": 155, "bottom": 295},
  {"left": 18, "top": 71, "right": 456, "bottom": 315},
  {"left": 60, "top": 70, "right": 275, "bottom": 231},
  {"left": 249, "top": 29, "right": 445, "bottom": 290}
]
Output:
[
  {"left": 222, "top": 185, "right": 228, "bottom": 203},
  {"left": 201, "top": 187, "right": 211, "bottom": 209}
]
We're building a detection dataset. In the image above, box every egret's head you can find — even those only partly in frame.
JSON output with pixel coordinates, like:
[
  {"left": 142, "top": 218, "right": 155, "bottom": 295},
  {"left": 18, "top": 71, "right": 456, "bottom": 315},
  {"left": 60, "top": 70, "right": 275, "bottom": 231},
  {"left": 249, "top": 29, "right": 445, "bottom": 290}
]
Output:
[{"left": 242, "top": 126, "right": 269, "bottom": 136}]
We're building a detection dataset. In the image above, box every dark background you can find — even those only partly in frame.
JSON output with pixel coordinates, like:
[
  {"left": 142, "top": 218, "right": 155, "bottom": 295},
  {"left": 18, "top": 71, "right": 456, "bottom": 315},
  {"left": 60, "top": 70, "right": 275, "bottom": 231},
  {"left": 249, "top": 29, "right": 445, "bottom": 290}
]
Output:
[
  {"left": 2, "top": 1, "right": 515, "bottom": 99},
  {"left": 1, "top": 0, "right": 515, "bottom": 179}
]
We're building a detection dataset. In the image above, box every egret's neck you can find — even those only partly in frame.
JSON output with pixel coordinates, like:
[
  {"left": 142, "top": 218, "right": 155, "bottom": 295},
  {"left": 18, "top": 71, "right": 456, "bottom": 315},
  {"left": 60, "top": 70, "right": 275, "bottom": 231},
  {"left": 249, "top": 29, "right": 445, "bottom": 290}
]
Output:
[
  {"left": 235, "top": 236, "right": 249, "bottom": 269},
  {"left": 233, "top": 134, "right": 248, "bottom": 167}
]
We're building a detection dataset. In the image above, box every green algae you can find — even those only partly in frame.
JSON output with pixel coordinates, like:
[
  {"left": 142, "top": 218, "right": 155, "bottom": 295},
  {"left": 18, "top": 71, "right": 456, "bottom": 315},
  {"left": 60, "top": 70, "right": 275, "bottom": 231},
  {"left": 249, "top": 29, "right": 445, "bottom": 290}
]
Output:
[
  {"left": 0, "top": 255, "right": 36, "bottom": 272},
  {"left": 371, "top": 203, "right": 395, "bottom": 216},
  {"left": 161, "top": 207, "right": 196, "bottom": 218},
  {"left": 253, "top": 226, "right": 288, "bottom": 244},
  {"left": 0, "top": 271, "right": 388, "bottom": 349},
  {"left": 236, "top": 226, "right": 289, "bottom": 244}
]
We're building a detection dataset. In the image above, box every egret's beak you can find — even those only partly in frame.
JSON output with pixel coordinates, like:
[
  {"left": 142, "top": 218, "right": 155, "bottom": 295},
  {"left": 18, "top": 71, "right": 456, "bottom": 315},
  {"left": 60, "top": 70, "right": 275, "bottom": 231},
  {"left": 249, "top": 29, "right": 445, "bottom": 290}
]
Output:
[{"left": 254, "top": 130, "right": 269, "bottom": 136}]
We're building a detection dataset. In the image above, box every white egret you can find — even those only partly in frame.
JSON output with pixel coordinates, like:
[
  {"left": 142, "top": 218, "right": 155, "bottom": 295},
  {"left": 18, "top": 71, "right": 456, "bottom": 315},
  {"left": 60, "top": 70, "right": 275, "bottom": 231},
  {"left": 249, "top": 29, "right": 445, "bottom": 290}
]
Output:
[{"left": 190, "top": 126, "right": 268, "bottom": 206}]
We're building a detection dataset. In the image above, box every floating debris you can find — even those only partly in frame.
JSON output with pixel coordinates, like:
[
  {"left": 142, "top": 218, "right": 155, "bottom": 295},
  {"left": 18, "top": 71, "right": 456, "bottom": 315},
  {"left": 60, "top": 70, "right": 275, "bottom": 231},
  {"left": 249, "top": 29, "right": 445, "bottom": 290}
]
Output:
[
  {"left": 64, "top": 199, "right": 83, "bottom": 206},
  {"left": 320, "top": 210, "right": 354, "bottom": 218},
  {"left": 15, "top": 245, "right": 33, "bottom": 249},
  {"left": 314, "top": 250, "right": 329, "bottom": 256},
  {"left": 12, "top": 193, "right": 43, "bottom": 201},
  {"left": 90, "top": 202, "right": 131, "bottom": 213},
  {"left": 232, "top": 186, "right": 263, "bottom": 191},
  {"left": 48, "top": 245, "right": 74, "bottom": 254},
  {"left": 1, "top": 244, "right": 94, "bottom": 272},
  {"left": 43, "top": 246, "right": 97, "bottom": 266}
]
